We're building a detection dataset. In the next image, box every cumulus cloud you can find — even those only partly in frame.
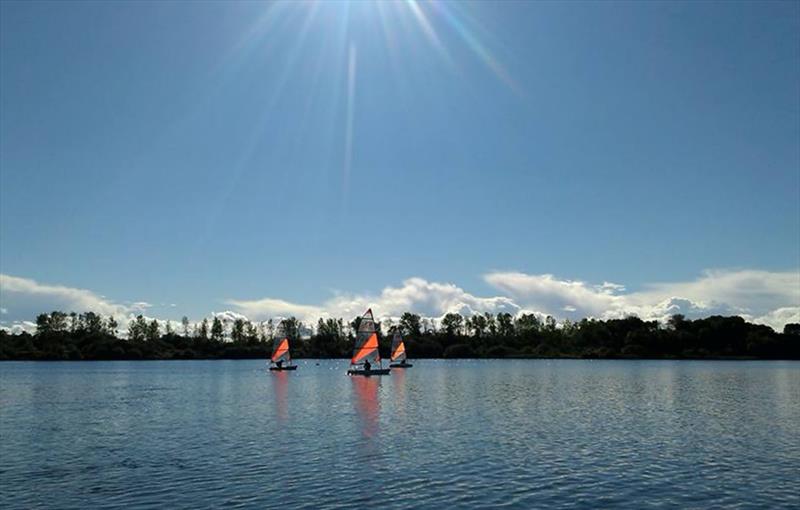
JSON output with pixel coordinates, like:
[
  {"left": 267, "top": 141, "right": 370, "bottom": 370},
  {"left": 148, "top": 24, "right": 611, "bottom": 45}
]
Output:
[
  {"left": 224, "top": 298, "right": 325, "bottom": 323},
  {"left": 0, "top": 274, "right": 166, "bottom": 335},
  {"left": 225, "top": 277, "right": 519, "bottom": 325},
  {"left": 751, "top": 307, "right": 800, "bottom": 333},
  {"left": 0, "top": 274, "right": 133, "bottom": 322},
  {"left": 2, "top": 269, "right": 798, "bottom": 334},
  {"left": 484, "top": 269, "right": 800, "bottom": 328},
  {"left": 484, "top": 272, "right": 622, "bottom": 318},
  {"left": 212, "top": 310, "right": 251, "bottom": 324},
  {"left": 631, "top": 269, "right": 799, "bottom": 316}
]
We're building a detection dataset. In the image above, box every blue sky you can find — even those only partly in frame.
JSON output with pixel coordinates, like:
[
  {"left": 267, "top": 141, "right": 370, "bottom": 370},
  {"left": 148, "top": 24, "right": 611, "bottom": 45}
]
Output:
[{"left": 1, "top": 1, "right": 798, "bottom": 331}]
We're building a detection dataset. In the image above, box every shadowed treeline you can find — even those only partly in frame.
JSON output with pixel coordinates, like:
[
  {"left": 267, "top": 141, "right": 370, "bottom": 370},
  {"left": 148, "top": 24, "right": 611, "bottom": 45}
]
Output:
[{"left": 1, "top": 311, "right": 798, "bottom": 361}]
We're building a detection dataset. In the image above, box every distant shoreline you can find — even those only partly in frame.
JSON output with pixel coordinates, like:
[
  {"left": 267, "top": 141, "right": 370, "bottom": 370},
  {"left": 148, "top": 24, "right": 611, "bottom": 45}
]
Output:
[
  {"left": 2, "top": 355, "right": 795, "bottom": 362},
  {"left": 3, "top": 311, "right": 798, "bottom": 362}
]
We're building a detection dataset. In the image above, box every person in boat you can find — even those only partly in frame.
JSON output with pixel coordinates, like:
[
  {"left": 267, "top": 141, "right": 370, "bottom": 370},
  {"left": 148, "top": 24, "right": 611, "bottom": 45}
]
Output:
[
  {"left": 363, "top": 359, "right": 371, "bottom": 372},
  {"left": 276, "top": 360, "right": 283, "bottom": 369}
]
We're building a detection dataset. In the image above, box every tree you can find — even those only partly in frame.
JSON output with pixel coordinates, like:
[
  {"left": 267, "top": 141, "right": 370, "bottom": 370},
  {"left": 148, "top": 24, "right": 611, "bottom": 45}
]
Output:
[
  {"left": 399, "top": 312, "right": 422, "bottom": 337},
  {"left": 80, "top": 312, "right": 104, "bottom": 335},
  {"left": 784, "top": 323, "right": 800, "bottom": 336},
  {"left": 350, "top": 316, "right": 362, "bottom": 337},
  {"left": 198, "top": 318, "right": 209, "bottom": 340},
  {"left": 146, "top": 320, "right": 160, "bottom": 342},
  {"left": 231, "top": 318, "right": 246, "bottom": 343},
  {"left": 313, "top": 318, "right": 346, "bottom": 357},
  {"left": 164, "top": 320, "right": 173, "bottom": 336},
  {"left": 484, "top": 312, "right": 497, "bottom": 336},
  {"left": 49, "top": 311, "right": 68, "bottom": 333},
  {"left": 182, "top": 316, "right": 190, "bottom": 337},
  {"left": 69, "top": 312, "right": 78, "bottom": 333},
  {"left": 515, "top": 313, "right": 541, "bottom": 334},
  {"left": 668, "top": 314, "right": 686, "bottom": 331},
  {"left": 245, "top": 321, "right": 259, "bottom": 344},
  {"left": 128, "top": 315, "right": 148, "bottom": 342},
  {"left": 442, "top": 313, "right": 464, "bottom": 336},
  {"left": 106, "top": 316, "right": 118, "bottom": 336},
  {"left": 497, "top": 312, "right": 514, "bottom": 337},
  {"left": 280, "top": 317, "right": 301, "bottom": 342},
  {"left": 467, "top": 314, "right": 487, "bottom": 337},
  {"left": 211, "top": 317, "right": 224, "bottom": 342},
  {"left": 35, "top": 313, "right": 52, "bottom": 335}
]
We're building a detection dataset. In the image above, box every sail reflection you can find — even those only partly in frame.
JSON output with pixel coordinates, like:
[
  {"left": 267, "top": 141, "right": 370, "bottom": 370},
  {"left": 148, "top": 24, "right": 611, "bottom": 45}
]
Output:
[
  {"left": 392, "top": 364, "right": 407, "bottom": 410},
  {"left": 351, "top": 376, "right": 381, "bottom": 440},
  {"left": 273, "top": 370, "right": 289, "bottom": 423}
]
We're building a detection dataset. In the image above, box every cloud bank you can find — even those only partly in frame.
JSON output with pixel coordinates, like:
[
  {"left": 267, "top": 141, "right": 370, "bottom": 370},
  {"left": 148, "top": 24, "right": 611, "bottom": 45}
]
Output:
[
  {"left": 484, "top": 269, "right": 799, "bottom": 331},
  {"left": 1, "top": 269, "right": 798, "bottom": 334},
  {"left": 226, "top": 277, "right": 520, "bottom": 324}
]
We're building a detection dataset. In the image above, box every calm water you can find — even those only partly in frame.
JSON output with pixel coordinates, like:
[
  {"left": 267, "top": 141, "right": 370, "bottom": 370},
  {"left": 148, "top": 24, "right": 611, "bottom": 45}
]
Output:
[{"left": 1, "top": 360, "right": 798, "bottom": 509}]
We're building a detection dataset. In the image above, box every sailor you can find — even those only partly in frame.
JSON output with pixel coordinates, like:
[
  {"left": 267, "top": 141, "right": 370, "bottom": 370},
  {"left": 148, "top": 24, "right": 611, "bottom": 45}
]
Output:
[
  {"left": 276, "top": 359, "right": 283, "bottom": 369},
  {"left": 363, "top": 359, "right": 371, "bottom": 372}
]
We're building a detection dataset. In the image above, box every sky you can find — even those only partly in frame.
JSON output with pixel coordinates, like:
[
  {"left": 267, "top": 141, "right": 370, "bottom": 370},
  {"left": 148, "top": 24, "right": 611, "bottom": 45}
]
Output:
[{"left": 1, "top": 0, "right": 799, "bottom": 333}]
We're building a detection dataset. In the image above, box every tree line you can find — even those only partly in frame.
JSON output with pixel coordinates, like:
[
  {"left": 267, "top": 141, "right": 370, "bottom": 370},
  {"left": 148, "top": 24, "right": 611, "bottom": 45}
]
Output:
[{"left": 0, "top": 310, "right": 798, "bottom": 361}]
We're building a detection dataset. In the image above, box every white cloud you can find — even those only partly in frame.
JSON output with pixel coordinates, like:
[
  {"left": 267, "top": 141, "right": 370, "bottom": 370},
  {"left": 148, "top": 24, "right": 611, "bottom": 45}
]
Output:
[
  {"left": 0, "top": 274, "right": 160, "bottom": 336},
  {"left": 484, "top": 269, "right": 800, "bottom": 328},
  {"left": 631, "top": 269, "right": 799, "bottom": 316},
  {"left": 751, "top": 307, "right": 800, "bottom": 333},
  {"left": 0, "top": 274, "right": 133, "bottom": 321},
  {"left": 2, "top": 321, "right": 37, "bottom": 334},
  {"left": 224, "top": 298, "right": 325, "bottom": 323},
  {"left": 225, "top": 277, "right": 519, "bottom": 325},
  {"left": 212, "top": 310, "right": 251, "bottom": 324},
  {"left": 484, "top": 272, "right": 621, "bottom": 318},
  {"left": 2, "top": 269, "right": 798, "bottom": 335}
]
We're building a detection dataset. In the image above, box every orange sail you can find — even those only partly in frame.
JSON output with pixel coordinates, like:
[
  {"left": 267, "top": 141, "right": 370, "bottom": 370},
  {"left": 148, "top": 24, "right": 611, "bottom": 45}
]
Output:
[
  {"left": 351, "top": 309, "right": 381, "bottom": 366},
  {"left": 391, "top": 341, "right": 406, "bottom": 362},
  {"left": 352, "top": 332, "right": 380, "bottom": 364},
  {"left": 390, "top": 331, "right": 407, "bottom": 362},
  {"left": 271, "top": 338, "right": 290, "bottom": 363}
]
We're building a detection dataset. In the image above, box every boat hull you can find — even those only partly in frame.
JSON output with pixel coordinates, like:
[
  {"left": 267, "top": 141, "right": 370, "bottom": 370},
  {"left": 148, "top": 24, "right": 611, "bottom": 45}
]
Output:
[
  {"left": 347, "top": 368, "right": 391, "bottom": 376},
  {"left": 390, "top": 362, "right": 413, "bottom": 368},
  {"left": 269, "top": 365, "right": 298, "bottom": 371}
]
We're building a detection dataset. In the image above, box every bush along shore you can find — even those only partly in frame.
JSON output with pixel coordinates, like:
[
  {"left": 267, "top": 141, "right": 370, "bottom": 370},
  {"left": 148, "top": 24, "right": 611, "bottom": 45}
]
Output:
[{"left": 1, "top": 311, "right": 798, "bottom": 361}]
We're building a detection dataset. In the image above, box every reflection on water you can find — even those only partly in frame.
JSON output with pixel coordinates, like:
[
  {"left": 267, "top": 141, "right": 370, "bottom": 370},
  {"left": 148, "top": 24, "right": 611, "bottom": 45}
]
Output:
[
  {"left": 351, "top": 376, "right": 381, "bottom": 441},
  {"left": 272, "top": 370, "right": 289, "bottom": 423},
  {"left": 1, "top": 360, "right": 799, "bottom": 509},
  {"left": 390, "top": 367, "right": 407, "bottom": 421}
]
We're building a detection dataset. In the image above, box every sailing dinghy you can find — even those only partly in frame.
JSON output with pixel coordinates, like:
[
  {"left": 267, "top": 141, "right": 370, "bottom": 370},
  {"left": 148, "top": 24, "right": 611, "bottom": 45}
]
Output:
[
  {"left": 389, "top": 331, "right": 413, "bottom": 368},
  {"left": 347, "top": 309, "right": 390, "bottom": 376},
  {"left": 269, "top": 332, "right": 297, "bottom": 371}
]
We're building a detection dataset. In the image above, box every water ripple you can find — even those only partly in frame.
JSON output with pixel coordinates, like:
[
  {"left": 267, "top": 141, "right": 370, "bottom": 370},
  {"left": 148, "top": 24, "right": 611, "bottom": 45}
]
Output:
[{"left": 1, "top": 360, "right": 798, "bottom": 509}]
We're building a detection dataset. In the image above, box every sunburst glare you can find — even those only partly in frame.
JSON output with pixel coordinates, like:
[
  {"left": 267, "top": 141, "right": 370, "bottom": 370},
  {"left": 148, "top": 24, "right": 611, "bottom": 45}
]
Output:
[{"left": 222, "top": 0, "right": 521, "bottom": 208}]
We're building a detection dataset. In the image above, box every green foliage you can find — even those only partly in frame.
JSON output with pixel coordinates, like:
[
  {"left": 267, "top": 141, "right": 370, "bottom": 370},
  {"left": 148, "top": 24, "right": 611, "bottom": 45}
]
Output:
[
  {"left": 441, "top": 313, "right": 464, "bottom": 336},
  {"left": 399, "top": 312, "right": 422, "bottom": 337},
  {"left": 2, "top": 311, "right": 798, "bottom": 361},
  {"left": 210, "top": 317, "right": 223, "bottom": 342}
]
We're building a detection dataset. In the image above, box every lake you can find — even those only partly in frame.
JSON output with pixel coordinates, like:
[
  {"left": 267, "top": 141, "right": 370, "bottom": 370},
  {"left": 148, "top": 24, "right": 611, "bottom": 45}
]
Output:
[{"left": 1, "top": 360, "right": 798, "bottom": 509}]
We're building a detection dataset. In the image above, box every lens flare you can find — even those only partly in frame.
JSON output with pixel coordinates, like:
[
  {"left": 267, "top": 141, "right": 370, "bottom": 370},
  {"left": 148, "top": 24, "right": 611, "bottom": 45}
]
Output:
[{"left": 211, "top": 0, "right": 521, "bottom": 212}]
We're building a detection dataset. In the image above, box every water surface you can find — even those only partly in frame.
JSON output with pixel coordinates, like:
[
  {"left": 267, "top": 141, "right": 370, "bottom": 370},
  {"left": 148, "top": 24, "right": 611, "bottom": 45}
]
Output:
[{"left": 1, "top": 360, "right": 798, "bottom": 509}]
